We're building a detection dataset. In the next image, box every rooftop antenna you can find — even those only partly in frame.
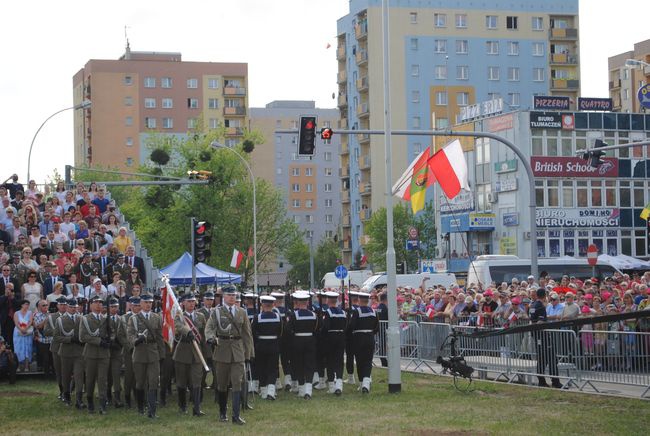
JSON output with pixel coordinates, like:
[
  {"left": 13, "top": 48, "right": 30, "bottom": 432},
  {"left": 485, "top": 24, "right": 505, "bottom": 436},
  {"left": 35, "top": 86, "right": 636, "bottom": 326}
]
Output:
[{"left": 124, "top": 25, "right": 131, "bottom": 59}]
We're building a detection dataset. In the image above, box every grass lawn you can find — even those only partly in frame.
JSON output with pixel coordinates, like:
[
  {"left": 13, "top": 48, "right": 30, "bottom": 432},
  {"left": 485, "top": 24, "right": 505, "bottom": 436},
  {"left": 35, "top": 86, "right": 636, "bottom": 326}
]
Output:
[{"left": 0, "top": 370, "right": 647, "bottom": 435}]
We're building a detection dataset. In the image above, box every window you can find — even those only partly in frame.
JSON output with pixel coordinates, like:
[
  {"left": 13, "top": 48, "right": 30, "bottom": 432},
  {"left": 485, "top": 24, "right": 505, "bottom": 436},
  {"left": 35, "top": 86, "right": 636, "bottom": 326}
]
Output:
[
  {"left": 162, "top": 118, "right": 173, "bottom": 129},
  {"left": 208, "top": 78, "right": 219, "bottom": 89},
  {"left": 456, "top": 92, "right": 469, "bottom": 106},
  {"left": 413, "top": 116, "right": 421, "bottom": 128},
  {"left": 488, "top": 92, "right": 501, "bottom": 101},
  {"left": 506, "top": 16, "right": 518, "bottom": 30},
  {"left": 410, "top": 38, "right": 418, "bottom": 50},
  {"left": 144, "top": 98, "right": 156, "bottom": 108},
  {"left": 532, "top": 42, "right": 545, "bottom": 56},
  {"left": 187, "top": 118, "right": 197, "bottom": 129},
  {"left": 305, "top": 167, "right": 313, "bottom": 176},
  {"left": 161, "top": 77, "right": 173, "bottom": 88},
  {"left": 305, "top": 184, "right": 313, "bottom": 193},
  {"left": 292, "top": 199, "right": 300, "bottom": 208},
  {"left": 305, "top": 200, "right": 313, "bottom": 209},
  {"left": 306, "top": 215, "right": 314, "bottom": 224},
  {"left": 434, "top": 65, "right": 447, "bottom": 80},
  {"left": 411, "top": 64, "right": 420, "bottom": 77},
  {"left": 325, "top": 199, "right": 333, "bottom": 208},
  {"left": 124, "top": 96, "right": 133, "bottom": 106},
  {"left": 292, "top": 167, "right": 300, "bottom": 176},
  {"left": 324, "top": 168, "right": 333, "bottom": 176},
  {"left": 144, "top": 77, "right": 156, "bottom": 88},
  {"left": 434, "top": 40, "right": 447, "bottom": 53},
  {"left": 125, "top": 116, "right": 133, "bottom": 126},
  {"left": 435, "top": 91, "right": 448, "bottom": 106},
  {"left": 145, "top": 117, "right": 156, "bottom": 129},
  {"left": 325, "top": 230, "right": 334, "bottom": 239},
  {"left": 434, "top": 13, "right": 446, "bottom": 27},
  {"left": 486, "top": 41, "right": 499, "bottom": 55},
  {"left": 456, "top": 65, "right": 469, "bottom": 80},
  {"left": 186, "top": 78, "right": 198, "bottom": 89},
  {"left": 124, "top": 75, "right": 133, "bottom": 85},
  {"left": 410, "top": 12, "right": 417, "bottom": 23},
  {"left": 292, "top": 183, "right": 300, "bottom": 192},
  {"left": 293, "top": 215, "right": 300, "bottom": 224},
  {"left": 126, "top": 137, "right": 133, "bottom": 147},
  {"left": 508, "top": 41, "right": 519, "bottom": 56},
  {"left": 488, "top": 66, "right": 500, "bottom": 81},
  {"left": 486, "top": 15, "right": 498, "bottom": 29},
  {"left": 325, "top": 215, "right": 333, "bottom": 223},
  {"left": 508, "top": 92, "right": 520, "bottom": 107},
  {"left": 208, "top": 98, "right": 219, "bottom": 109},
  {"left": 455, "top": 40, "right": 468, "bottom": 54},
  {"left": 532, "top": 16, "right": 543, "bottom": 31},
  {"left": 411, "top": 90, "right": 420, "bottom": 103},
  {"left": 508, "top": 67, "right": 520, "bottom": 81},
  {"left": 533, "top": 68, "right": 545, "bottom": 82},
  {"left": 126, "top": 158, "right": 133, "bottom": 167},
  {"left": 455, "top": 14, "right": 467, "bottom": 28},
  {"left": 324, "top": 152, "right": 332, "bottom": 161},
  {"left": 324, "top": 183, "right": 332, "bottom": 192},
  {"left": 209, "top": 118, "right": 219, "bottom": 129},
  {"left": 187, "top": 98, "right": 199, "bottom": 109},
  {"left": 162, "top": 98, "right": 173, "bottom": 108}
]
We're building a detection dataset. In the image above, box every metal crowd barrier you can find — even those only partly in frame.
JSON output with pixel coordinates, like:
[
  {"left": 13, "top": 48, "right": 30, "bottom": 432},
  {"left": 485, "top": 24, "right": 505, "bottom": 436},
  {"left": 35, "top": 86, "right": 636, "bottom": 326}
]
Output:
[{"left": 375, "top": 320, "right": 650, "bottom": 398}]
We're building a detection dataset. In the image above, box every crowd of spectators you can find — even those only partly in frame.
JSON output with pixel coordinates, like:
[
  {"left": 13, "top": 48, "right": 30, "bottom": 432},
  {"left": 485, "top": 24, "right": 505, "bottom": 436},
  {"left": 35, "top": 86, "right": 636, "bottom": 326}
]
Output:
[{"left": 0, "top": 174, "right": 147, "bottom": 381}]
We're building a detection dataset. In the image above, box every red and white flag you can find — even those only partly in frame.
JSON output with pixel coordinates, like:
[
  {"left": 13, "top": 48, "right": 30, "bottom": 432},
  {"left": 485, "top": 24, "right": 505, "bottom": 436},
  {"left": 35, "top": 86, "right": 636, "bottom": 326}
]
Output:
[
  {"left": 230, "top": 249, "right": 244, "bottom": 269},
  {"left": 428, "top": 139, "right": 469, "bottom": 199},
  {"left": 508, "top": 312, "right": 518, "bottom": 323},
  {"left": 426, "top": 308, "right": 434, "bottom": 319},
  {"left": 476, "top": 314, "right": 484, "bottom": 327},
  {"left": 161, "top": 277, "right": 181, "bottom": 350}
]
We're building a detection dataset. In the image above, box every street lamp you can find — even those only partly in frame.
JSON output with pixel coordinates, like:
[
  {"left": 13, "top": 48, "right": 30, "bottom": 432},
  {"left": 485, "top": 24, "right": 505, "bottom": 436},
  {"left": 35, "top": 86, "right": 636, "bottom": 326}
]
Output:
[
  {"left": 210, "top": 141, "right": 258, "bottom": 295},
  {"left": 624, "top": 58, "right": 650, "bottom": 68},
  {"left": 27, "top": 100, "right": 91, "bottom": 183}
]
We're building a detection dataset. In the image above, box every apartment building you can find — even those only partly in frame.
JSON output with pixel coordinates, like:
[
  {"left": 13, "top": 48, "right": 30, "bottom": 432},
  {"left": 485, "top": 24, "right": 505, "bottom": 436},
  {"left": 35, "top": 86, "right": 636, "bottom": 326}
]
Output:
[{"left": 608, "top": 38, "right": 650, "bottom": 113}]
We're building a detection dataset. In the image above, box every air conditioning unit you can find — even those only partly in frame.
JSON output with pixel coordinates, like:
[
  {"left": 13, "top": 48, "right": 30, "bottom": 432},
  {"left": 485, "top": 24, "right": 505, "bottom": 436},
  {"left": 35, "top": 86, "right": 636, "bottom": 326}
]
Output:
[
  {"left": 523, "top": 231, "right": 531, "bottom": 240},
  {"left": 487, "top": 192, "right": 498, "bottom": 203}
]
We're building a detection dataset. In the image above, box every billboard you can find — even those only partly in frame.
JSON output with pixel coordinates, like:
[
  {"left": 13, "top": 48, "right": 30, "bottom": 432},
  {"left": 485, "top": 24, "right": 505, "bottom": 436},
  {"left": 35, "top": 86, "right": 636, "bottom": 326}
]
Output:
[{"left": 530, "top": 156, "right": 618, "bottom": 178}]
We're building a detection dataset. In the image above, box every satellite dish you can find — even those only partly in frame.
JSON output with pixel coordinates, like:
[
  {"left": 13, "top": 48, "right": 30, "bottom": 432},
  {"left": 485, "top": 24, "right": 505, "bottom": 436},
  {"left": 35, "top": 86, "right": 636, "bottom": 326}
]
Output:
[{"left": 332, "top": 92, "right": 336, "bottom": 99}]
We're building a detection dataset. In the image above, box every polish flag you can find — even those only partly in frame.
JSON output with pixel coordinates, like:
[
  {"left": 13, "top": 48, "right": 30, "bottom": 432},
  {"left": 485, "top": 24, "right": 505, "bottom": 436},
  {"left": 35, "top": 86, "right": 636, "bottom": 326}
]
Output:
[
  {"left": 230, "top": 249, "right": 244, "bottom": 269},
  {"left": 426, "top": 308, "right": 435, "bottom": 319},
  {"left": 508, "top": 312, "right": 518, "bottom": 323},
  {"left": 476, "top": 314, "right": 484, "bottom": 327},
  {"left": 161, "top": 277, "right": 181, "bottom": 350},
  {"left": 428, "top": 139, "right": 469, "bottom": 199}
]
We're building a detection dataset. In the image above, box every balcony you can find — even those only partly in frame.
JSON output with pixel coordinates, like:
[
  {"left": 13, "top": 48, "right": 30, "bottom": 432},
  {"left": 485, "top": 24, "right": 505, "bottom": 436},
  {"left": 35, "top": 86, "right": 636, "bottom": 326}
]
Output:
[
  {"left": 356, "top": 76, "right": 369, "bottom": 93},
  {"left": 225, "top": 127, "right": 244, "bottom": 137},
  {"left": 356, "top": 103, "right": 369, "bottom": 118},
  {"left": 355, "top": 22, "right": 368, "bottom": 40},
  {"left": 339, "top": 166, "right": 349, "bottom": 177},
  {"left": 223, "top": 86, "right": 246, "bottom": 96},
  {"left": 341, "top": 190, "right": 350, "bottom": 203},
  {"left": 357, "top": 133, "right": 370, "bottom": 145},
  {"left": 338, "top": 118, "right": 348, "bottom": 130},
  {"left": 223, "top": 106, "right": 246, "bottom": 116},
  {"left": 337, "top": 70, "right": 347, "bottom": 83},
  {"left": 341, "top": 141, "right": 349, "bottom": 155},
  {"left": 609, "top": 79, "right": 621, "bottom": 90},
  {"left": 359, "top": 155, "right": 371, "bottom": 170},
  {"left": 550, "top": 53, "right": 578, "bottom": 65},
  {"left": 551, "top": 79, "right": 580, "bottom": 90},
  {"left": 337, "top": 94, "right": 347, "bottom": 107},
  {"left": 343, "top": 239, "right": 352, "bottom": 250},
  {"left": 337, "top": 45, "right": 346, "bottom": 61},
  {"left": 359, "top": 208, "right": 372, "bottom": 221},
  {"left": 359, "top": 182, "right": 372, "bottom": 196},
  {"left": 355, "top": 50, "right": 368, "bottom": 66},
  {"left": 549, "top": 27, "right": 578, "bottom": 40},
  {"left": 342, "top": 214, "right": 351, "bottom": 227}
]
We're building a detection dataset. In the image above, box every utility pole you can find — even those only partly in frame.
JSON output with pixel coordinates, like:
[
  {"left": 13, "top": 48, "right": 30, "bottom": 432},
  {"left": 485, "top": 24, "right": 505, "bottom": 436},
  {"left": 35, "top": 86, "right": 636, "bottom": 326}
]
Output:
[{"left": 190, "top": 217, "right": 197, "bottom": 290}]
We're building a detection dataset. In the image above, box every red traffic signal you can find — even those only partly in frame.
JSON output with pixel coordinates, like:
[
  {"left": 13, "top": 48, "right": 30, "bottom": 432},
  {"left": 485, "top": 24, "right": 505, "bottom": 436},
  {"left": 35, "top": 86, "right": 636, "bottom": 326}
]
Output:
[
  {"left": 195, "top": 221, "right": 211, "bottom": 235},
  {"left": 320, "top": 127, "right": 333, "bottom": 140}
]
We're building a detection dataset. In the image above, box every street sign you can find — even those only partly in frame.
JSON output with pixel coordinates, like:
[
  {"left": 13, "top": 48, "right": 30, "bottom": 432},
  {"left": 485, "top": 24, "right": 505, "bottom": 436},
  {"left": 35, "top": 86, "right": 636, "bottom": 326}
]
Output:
[
  {"left": 587, "top": 244, "right": 598, "bottom": 266},
  {"left": 638, "top": 84, "right": 650, "bottom": 109},
  {"left": 335, "top": 265, "right": 348, "bottom": 280}
]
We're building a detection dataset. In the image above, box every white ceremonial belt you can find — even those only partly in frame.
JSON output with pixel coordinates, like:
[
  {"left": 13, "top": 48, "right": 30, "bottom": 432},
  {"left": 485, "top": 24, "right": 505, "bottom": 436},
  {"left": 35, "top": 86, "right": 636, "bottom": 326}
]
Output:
[
  {"left": 258, "top": 335, "right": 278, "bottom": 340},
  {"left": 294, "top": 332, "right": 313, "bottom": 337}
]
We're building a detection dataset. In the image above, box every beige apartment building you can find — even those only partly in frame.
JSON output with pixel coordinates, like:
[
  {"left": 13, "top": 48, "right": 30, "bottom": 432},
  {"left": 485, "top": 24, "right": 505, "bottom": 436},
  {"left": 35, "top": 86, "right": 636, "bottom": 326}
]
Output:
[{"left": 608, "top": 38, "right": 650, "bottom": 113}]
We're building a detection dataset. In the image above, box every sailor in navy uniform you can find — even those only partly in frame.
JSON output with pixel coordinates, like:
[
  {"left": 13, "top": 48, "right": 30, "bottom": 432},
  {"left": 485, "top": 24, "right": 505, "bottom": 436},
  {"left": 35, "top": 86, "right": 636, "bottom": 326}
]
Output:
[
  {"left": 344, "top": 291, "right": 360, "bottom": 384},
  {"left": 347, "top": 291, "right": 378, "bottom": 393},
  {"left": 251, "top": 295, "right": 282, "bottom": 400},
  {"left": 287, "top": 291, "right": 318, "bottom": 399},
  {"left": 271, "top": 291, "right": 292, "bottom": 390},
  {"left": 320, "top": 291, "right": 347, "bottom": 395}
]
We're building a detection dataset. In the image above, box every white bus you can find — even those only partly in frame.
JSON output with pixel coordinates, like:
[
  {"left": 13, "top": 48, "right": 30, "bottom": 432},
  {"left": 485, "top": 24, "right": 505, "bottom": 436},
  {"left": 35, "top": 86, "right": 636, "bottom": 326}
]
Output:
[{"left": 360, "top": 272, "right": 457, "bottom": 292}]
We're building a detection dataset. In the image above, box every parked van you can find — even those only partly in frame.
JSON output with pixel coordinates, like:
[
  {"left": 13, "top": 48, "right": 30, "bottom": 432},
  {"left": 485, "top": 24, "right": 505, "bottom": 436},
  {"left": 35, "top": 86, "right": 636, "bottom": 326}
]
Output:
[
  {"left": 360, "top": 272, "right": 457, "bottom": 292},
  {"left": 467, "top": 255, "right": 621, "bottom": 287},
  {"left": 321, "top": 270, "right": 374, "bottom": 289}
]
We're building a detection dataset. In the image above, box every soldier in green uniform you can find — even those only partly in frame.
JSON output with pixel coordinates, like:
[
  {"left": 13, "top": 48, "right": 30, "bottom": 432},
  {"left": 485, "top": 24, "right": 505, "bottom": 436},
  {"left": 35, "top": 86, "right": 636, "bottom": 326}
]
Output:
[
  {"left": 205, "top": 286, "right": 254, "bottom": 425},
  {"left": 173, "top": 294, "right": 207, "bottom": 416},
  {"left": 55, "top": 298, "right": 85, "bottom": 409},
  {"left": 127, "top": 293, "right": 164, "bottom": 419},
  {"left": 122, "top": 296, "right": 140, "bottom": 408},
  {"left": 107, "top": 297, "right": 127, "bottom": 408},
  {"left": 43, "top": 296, "right": 68, "bottom": 401},
  {"left": 80, "top": 295, "right": 111, "bottom": 414}
]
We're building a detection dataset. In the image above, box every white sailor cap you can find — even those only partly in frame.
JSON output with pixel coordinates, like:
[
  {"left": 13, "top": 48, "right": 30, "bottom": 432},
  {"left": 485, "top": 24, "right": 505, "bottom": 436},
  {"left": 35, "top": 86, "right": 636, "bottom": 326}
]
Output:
[{"left": 260, "top": 295, "right": 276, "bottom": 303}]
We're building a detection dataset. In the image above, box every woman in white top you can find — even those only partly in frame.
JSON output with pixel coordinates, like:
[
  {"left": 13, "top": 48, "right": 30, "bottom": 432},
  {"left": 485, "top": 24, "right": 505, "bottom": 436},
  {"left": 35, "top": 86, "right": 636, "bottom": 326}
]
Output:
[
  {"left": 21, "top": 271, "right": 43, "bottom": 311},
  {"left": 25, "top": 180, "right": 41, "bottom": 201},
  {"left": 54, "top": 181, "right": 68, "bottom": 203},
  {"left": 28, "top": 225, "right": 42, "bottom": 249},
  {"left": 46, "top": 281, "right": 66, "bottom": 305},
  {"left": 107, "top": 272, "right": 122, "bottom": 296},
  {"left": 65, "top": 273, "right": 82, "bottom": 297}
]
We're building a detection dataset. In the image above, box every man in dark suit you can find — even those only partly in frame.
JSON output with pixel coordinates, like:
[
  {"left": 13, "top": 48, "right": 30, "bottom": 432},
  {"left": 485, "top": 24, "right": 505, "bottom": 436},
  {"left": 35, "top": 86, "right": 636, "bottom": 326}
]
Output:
[
  {"left": 0, "top": 265, "right": 20, "bottom": 296},
  {"left": 125, "top": 246, "right": 146, "bottom": 284},
  {"left": 95, "top": 247, "right": 114, "bottom": 284},
  {"left": 0, "top": 282, "right": 21, "bottom": 348},
  {"left": 44, "top": 263, "right": 65, "bottom": 297}
]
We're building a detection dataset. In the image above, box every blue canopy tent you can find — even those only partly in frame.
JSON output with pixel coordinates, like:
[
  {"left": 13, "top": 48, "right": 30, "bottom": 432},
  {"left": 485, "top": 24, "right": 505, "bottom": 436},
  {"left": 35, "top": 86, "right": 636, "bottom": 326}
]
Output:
[{"left": 159, "top": 252, "right": 242, "bottom": 286}]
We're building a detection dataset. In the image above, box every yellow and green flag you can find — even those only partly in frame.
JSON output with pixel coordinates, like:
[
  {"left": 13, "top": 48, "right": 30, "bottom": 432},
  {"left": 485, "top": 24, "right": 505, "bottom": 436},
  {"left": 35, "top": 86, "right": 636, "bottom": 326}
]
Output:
[{"left": 641, "top": 202, "right": 650, "bottom": 221}]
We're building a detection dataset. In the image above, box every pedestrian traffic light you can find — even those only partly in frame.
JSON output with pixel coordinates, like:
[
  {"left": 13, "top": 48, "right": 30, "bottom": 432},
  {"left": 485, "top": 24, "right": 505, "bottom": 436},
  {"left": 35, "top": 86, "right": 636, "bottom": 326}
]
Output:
[
  {"left": 193, "top": 220, "right": 212, "bottom": 264},
  {"left": 396, "top": 262, "right": 405, "bottom": 274},
  {"left": 320, "top": 127, "right": 333, "bottom": 140},
  {"left": 298, "top": 116, "right": 317, "bottom": 155}
]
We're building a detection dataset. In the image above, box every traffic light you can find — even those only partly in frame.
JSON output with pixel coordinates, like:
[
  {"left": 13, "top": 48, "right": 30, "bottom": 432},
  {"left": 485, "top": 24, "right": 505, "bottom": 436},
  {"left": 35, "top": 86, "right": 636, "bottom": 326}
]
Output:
[
  {"left": 298, "top": 116, "right": 317, "bottom": 155},
  {"left": 193, "top": 220, "right": 212, "bottom": 264},
  {"left": 320, "top": 127, "right": 333, "bottom": 140},
  {"left": 396, "top": 262, "right": 405, "bottom": 274},
  {"left": 580, "top": 140, "right": 607, "bottom": 169}
]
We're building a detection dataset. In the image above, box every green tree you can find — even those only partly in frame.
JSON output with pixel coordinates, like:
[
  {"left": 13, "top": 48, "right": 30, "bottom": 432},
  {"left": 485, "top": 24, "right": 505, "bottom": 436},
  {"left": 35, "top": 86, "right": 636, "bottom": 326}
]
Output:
[{"left": 286, "top": 236, "right": 340, "bottom": 289}]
